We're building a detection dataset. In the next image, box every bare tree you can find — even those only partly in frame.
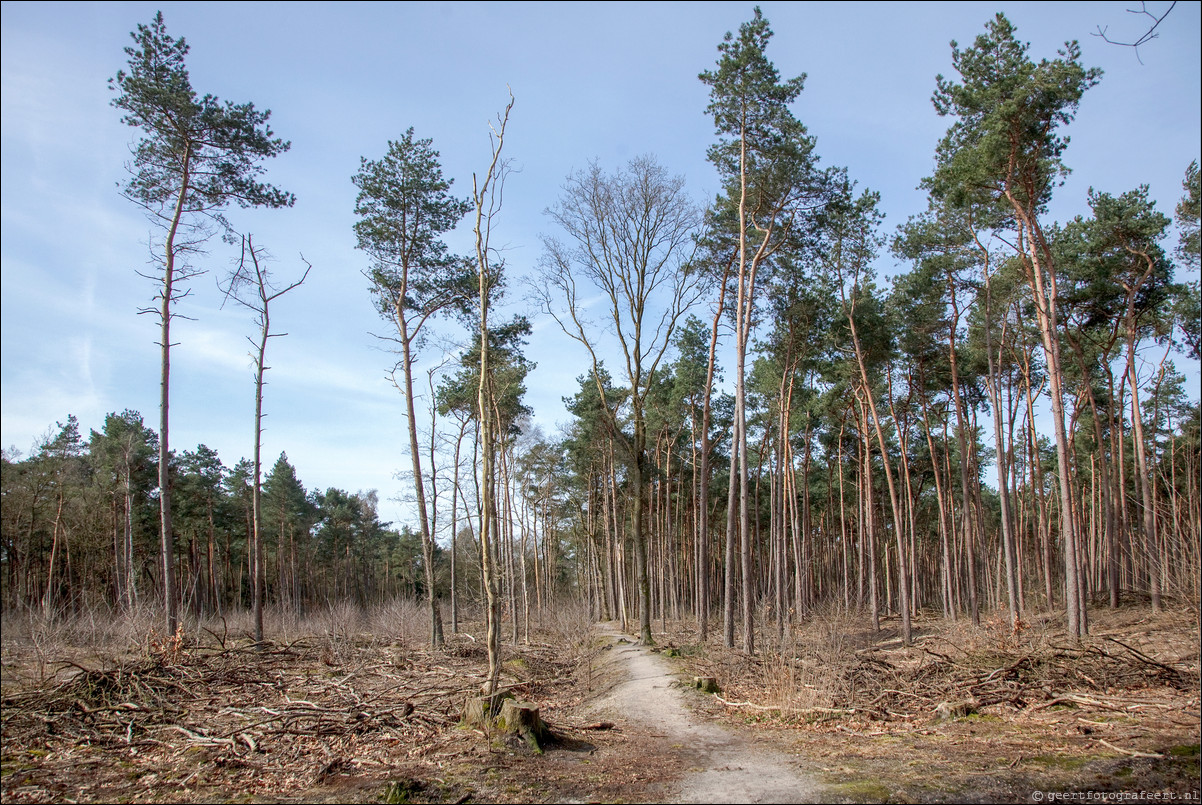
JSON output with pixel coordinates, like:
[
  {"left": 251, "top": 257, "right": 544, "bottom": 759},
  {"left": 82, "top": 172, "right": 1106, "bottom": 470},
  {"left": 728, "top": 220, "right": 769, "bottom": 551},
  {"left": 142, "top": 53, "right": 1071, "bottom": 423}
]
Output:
[
  {"left": 220, "top": 234, "right": 310, "bottom": 646},
  {"left": 537, "top": 156, "right": 703, "bottom": 645},
  {"left": 474, "top": 91, "right": 515, "bottom": 695}
]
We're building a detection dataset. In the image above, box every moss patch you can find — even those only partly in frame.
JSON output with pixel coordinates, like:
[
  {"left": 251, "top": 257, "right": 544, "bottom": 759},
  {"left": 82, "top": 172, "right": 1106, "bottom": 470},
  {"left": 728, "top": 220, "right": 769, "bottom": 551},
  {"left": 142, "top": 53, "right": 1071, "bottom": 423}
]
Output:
[
  {"left": 1029, "top": 753, "right": 1098, "bottom": 771},
  {"left": 378, "top": 778, "right": 424, "bottom": 804},
  {"left": 827, "top": 779, "right": 893, "bottom": 801}
]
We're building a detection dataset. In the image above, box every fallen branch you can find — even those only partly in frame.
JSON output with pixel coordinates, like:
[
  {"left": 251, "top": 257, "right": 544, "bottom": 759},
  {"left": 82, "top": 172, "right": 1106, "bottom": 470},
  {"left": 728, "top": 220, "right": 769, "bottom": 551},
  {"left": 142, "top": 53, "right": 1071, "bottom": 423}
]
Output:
[
  {"left": 164, "top": 724, "right": 238, "bottom": 750},
  {"left": 1096, "top": 738, "right": 1164, "bottom": 759},
  {"left": 713, "top": 694, "right": 777, "bottom": 710},
  {"left": 1104, "top": 637, "right": 1185, "bottom": 678},
  {"left": 712, "top": 694, "right": 854, "bottom": 716},
  {"left": 836, "top": 724, "right": 885, "bottom": 736},
  {"left": 1025, "top": 694, "right": 1124, "bottom": 713},
  {"left": 921, "top": 646, "right": 960, "bottom": 665}
]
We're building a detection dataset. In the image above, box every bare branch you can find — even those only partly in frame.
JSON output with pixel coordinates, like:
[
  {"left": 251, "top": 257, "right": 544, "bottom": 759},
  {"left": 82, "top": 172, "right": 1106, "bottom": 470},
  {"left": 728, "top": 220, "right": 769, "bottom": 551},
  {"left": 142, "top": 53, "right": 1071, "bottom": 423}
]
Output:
[{"left": 1093, "top": 1, "right": 1177, "bottom": 64}]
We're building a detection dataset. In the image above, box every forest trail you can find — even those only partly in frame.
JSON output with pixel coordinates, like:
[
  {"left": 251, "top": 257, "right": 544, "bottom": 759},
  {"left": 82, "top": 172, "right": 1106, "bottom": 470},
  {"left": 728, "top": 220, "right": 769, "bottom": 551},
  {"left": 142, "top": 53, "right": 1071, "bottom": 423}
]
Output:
[{"left": 584, "top": 623, "right": 822, "bottom": 804}]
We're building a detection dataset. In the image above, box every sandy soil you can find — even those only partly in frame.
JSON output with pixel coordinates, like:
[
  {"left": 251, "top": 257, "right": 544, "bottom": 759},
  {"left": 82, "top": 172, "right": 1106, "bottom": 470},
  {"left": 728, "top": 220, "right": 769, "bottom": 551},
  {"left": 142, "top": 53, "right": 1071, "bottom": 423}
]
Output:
[{"left": 585, "top": 623, "right": 823, "bottom": 804}]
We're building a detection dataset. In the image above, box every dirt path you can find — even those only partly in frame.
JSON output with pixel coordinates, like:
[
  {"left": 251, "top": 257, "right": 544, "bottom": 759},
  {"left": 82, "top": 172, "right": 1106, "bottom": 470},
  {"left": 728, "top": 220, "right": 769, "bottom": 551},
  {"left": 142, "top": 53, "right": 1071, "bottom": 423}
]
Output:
[{"left": 584, "top": 624, "right": 822, "bottom": 804}]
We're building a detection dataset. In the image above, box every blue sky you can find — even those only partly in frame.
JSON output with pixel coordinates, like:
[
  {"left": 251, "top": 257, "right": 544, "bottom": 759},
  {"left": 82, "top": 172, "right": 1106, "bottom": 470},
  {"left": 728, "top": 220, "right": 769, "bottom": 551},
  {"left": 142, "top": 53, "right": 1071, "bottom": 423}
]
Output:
[{"left": 2, "top": 1, "right": 1199, "bottom": 528}]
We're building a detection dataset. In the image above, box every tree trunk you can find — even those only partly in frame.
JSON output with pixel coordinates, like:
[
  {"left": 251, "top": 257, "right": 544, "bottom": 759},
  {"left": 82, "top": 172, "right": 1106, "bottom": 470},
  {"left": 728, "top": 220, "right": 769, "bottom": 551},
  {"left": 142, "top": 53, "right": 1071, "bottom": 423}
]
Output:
[
  {"left": 252, "top": 304, "right": 268, "bottom": 646},
  {"left": 978, "top": 260, "right": 1021, "bottom": 628},
  {"left": 398, "top": 316, "right": 444, "bottom": 648},
  {"left": 1008, "top": 199, "right": 1083, "bottom": 640},
  {"left": 158, "top": 148, "right": 192, "bottom": 638}
]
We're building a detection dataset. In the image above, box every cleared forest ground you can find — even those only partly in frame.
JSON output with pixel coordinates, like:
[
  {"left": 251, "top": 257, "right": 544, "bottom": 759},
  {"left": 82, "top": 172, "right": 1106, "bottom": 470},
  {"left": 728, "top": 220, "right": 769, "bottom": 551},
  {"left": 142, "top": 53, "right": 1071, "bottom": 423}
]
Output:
[
  {"left": 660, "top": 605, "right": 1200, "bottom": 802},
  {"left": 1, "top": 602, "right": 1198, "bottom": 803}
]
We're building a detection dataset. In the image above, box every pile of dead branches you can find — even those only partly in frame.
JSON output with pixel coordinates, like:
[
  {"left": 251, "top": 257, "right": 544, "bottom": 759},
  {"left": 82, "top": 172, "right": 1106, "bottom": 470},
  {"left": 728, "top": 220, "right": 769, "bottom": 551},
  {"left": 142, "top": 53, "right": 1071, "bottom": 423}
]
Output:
[
  {"left": 2, "top": 618, "right": 594, "bottom": 802},
  {"left": 837, "top": 634, "right": 1197, "bottom": 720},
  {"left": 677, "top": 612, "right": 1199, "bottom": 727},
  {"left": 1, "top": 638, "right": 474, "bottom": 759}
]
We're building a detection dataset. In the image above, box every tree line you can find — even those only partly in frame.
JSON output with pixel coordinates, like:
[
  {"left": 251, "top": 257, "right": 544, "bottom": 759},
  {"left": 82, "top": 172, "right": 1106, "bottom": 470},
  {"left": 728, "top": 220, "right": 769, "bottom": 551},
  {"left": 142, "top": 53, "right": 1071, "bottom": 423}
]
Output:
[
  {"left": 0, "top": 416, "right": 450, "bottom": 615},
  {"left": 2, "top": 10, "right": 1199, "bottom": 658}
]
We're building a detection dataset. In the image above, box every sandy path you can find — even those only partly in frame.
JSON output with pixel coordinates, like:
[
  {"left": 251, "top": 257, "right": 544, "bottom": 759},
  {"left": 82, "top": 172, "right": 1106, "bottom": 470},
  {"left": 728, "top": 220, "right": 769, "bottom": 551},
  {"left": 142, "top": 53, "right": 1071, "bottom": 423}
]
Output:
[{"left": 585, "top": 624, "right": 822, "bottom": 804}]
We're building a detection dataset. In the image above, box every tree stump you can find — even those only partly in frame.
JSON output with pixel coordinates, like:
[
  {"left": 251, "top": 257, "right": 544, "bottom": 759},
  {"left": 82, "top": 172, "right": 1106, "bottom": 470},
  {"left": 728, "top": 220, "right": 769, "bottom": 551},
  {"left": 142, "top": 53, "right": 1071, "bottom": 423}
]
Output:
[
  {"left": 693, "top": 676, "right": 720, "bottom": 694},
  {"left": 461, "top": 690, "right": 550, "bottom": 754},
  {"left": 461, "top": 688, "right": 512, "bottom": 729},
  {"left": 498, "top": 698, "right": 549, "bottom": 754},
  {"left": 934, "top": 697, "right": 978, "bottom": 722}
]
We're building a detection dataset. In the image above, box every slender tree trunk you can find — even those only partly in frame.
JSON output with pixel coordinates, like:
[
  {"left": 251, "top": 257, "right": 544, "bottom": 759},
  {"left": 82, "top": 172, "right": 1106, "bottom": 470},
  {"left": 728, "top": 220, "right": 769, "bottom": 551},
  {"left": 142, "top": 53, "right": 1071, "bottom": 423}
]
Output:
[
  {"left": 518, "top": 477, "right": 531, "bottom": 645},
  {"left": 723, "top": 428, "right": 739, "bottom": 648},
  {"left": 1008, "top": 202, "right": 1083, "bottom": 640},
  {"left": 977, "top": 257, "right": 1020, "bottom": 628},
  {"left": 919, "top": 394, "right": 955, "bottom": 619},
  {"left": 887, "top": 372, "right": 919, "bottom": 623},
  {"left": 697, "top": 265, "right": 730, "bottom": 643},
  {"left": 1126, "top": 346, "right": 1161, "bottom": 611},
  {"left": 847, "top": 324, "right": 911, "bottom": 645},
  {"left": 43, "top": 492, "right": 64, "bottom": 616},
  {"left": 858, "top": 403, "right": 880, "bottom": 633},
  {"left": 449, "top": 417, "right": 469, "bottom": 633},
  {"left": 499, "top": 441, "right": 517, "bottom": 645},
  {"left": 252, "top": 302, "right": 269, "bottom": 646},
  {"left": 397, "top": 320, "right": 444, "bottom": 647},
  {"left": 473, "top": 95, "right": 512, "bottom": 694},
  {"left": 1120, "top": 249, "right": 1162, "bottom": 613},
  {"left": 1065, "top": 330, "right": 1120, "bottom": 611},
  {"left": 159, "top": 148, "right": 192, "bottom": 638},
  {"left": 123, "top": 460, "right": 138, "bottom": 610},
  {"left": 631, "top": 410, "right": 654, "bottom": 645}
]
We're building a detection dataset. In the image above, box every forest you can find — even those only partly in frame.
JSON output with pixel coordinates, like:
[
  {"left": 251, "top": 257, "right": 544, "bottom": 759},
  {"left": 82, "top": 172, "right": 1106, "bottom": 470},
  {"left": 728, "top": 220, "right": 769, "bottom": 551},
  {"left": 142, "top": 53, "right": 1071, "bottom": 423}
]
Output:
[{"left": 2, "top": 6, "right": 1199, "bottom": 803}]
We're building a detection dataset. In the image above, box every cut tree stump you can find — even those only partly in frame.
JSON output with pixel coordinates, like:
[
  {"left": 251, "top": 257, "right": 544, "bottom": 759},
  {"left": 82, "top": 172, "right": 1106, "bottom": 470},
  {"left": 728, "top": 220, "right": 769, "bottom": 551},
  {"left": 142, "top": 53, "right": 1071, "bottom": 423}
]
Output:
[
  {"left": 462, "top": 689, "right": 513, "bottom": 729},
  {"left": 498, "top": 698, "right": 550, "bottom": 754},
  {"left": 693, "top": 676, "right": 720, "bottom": 694},
  {"left": 461, "top": 690, "right": 550, "bottom": 754},
  {"left": 934, "top": 697, "right": 978, "bottom": 722}
]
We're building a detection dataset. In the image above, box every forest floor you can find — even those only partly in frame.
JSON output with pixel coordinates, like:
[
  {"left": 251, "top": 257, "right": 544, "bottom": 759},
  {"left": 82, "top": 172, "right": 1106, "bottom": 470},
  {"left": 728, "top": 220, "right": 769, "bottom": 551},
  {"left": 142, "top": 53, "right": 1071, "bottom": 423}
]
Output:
[{"left": 1, "top": 601, "right": 1199, "bottom": 803}]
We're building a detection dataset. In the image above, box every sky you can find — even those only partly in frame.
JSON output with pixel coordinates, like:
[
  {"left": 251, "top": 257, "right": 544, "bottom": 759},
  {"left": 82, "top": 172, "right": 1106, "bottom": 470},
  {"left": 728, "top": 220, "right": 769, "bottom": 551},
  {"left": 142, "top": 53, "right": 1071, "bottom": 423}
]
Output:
[{"left": 2, "top": 1, "right": 1199, "bottom": 528}]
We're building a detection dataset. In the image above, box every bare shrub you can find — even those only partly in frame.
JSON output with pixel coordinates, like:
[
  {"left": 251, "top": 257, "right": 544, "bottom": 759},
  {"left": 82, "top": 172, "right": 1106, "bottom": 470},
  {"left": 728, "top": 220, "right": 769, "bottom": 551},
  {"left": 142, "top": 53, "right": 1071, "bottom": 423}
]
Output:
[
  {"left": 112, "top": 602, "right": 168, "bottom": 652},
  {"left": 193, "top": 608, "right": 252, "bottom": 647},
  {"left": 1, "top": 602, "right": 173, "bottom": 684},
  {"left": 365, "top": 597, "right": 427, "bottom": 645},
  {"left": 757, "top": 605, "right": 860, "bottom": 712},
  {"left": 541, "top": 595, "right": 595, "bottom": 657},
  {"left": 298, "top": 600, "right": 363, "bottom": 663},
  {"left": 217, "top": 608, "right": 256, "bottom": 641}
]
